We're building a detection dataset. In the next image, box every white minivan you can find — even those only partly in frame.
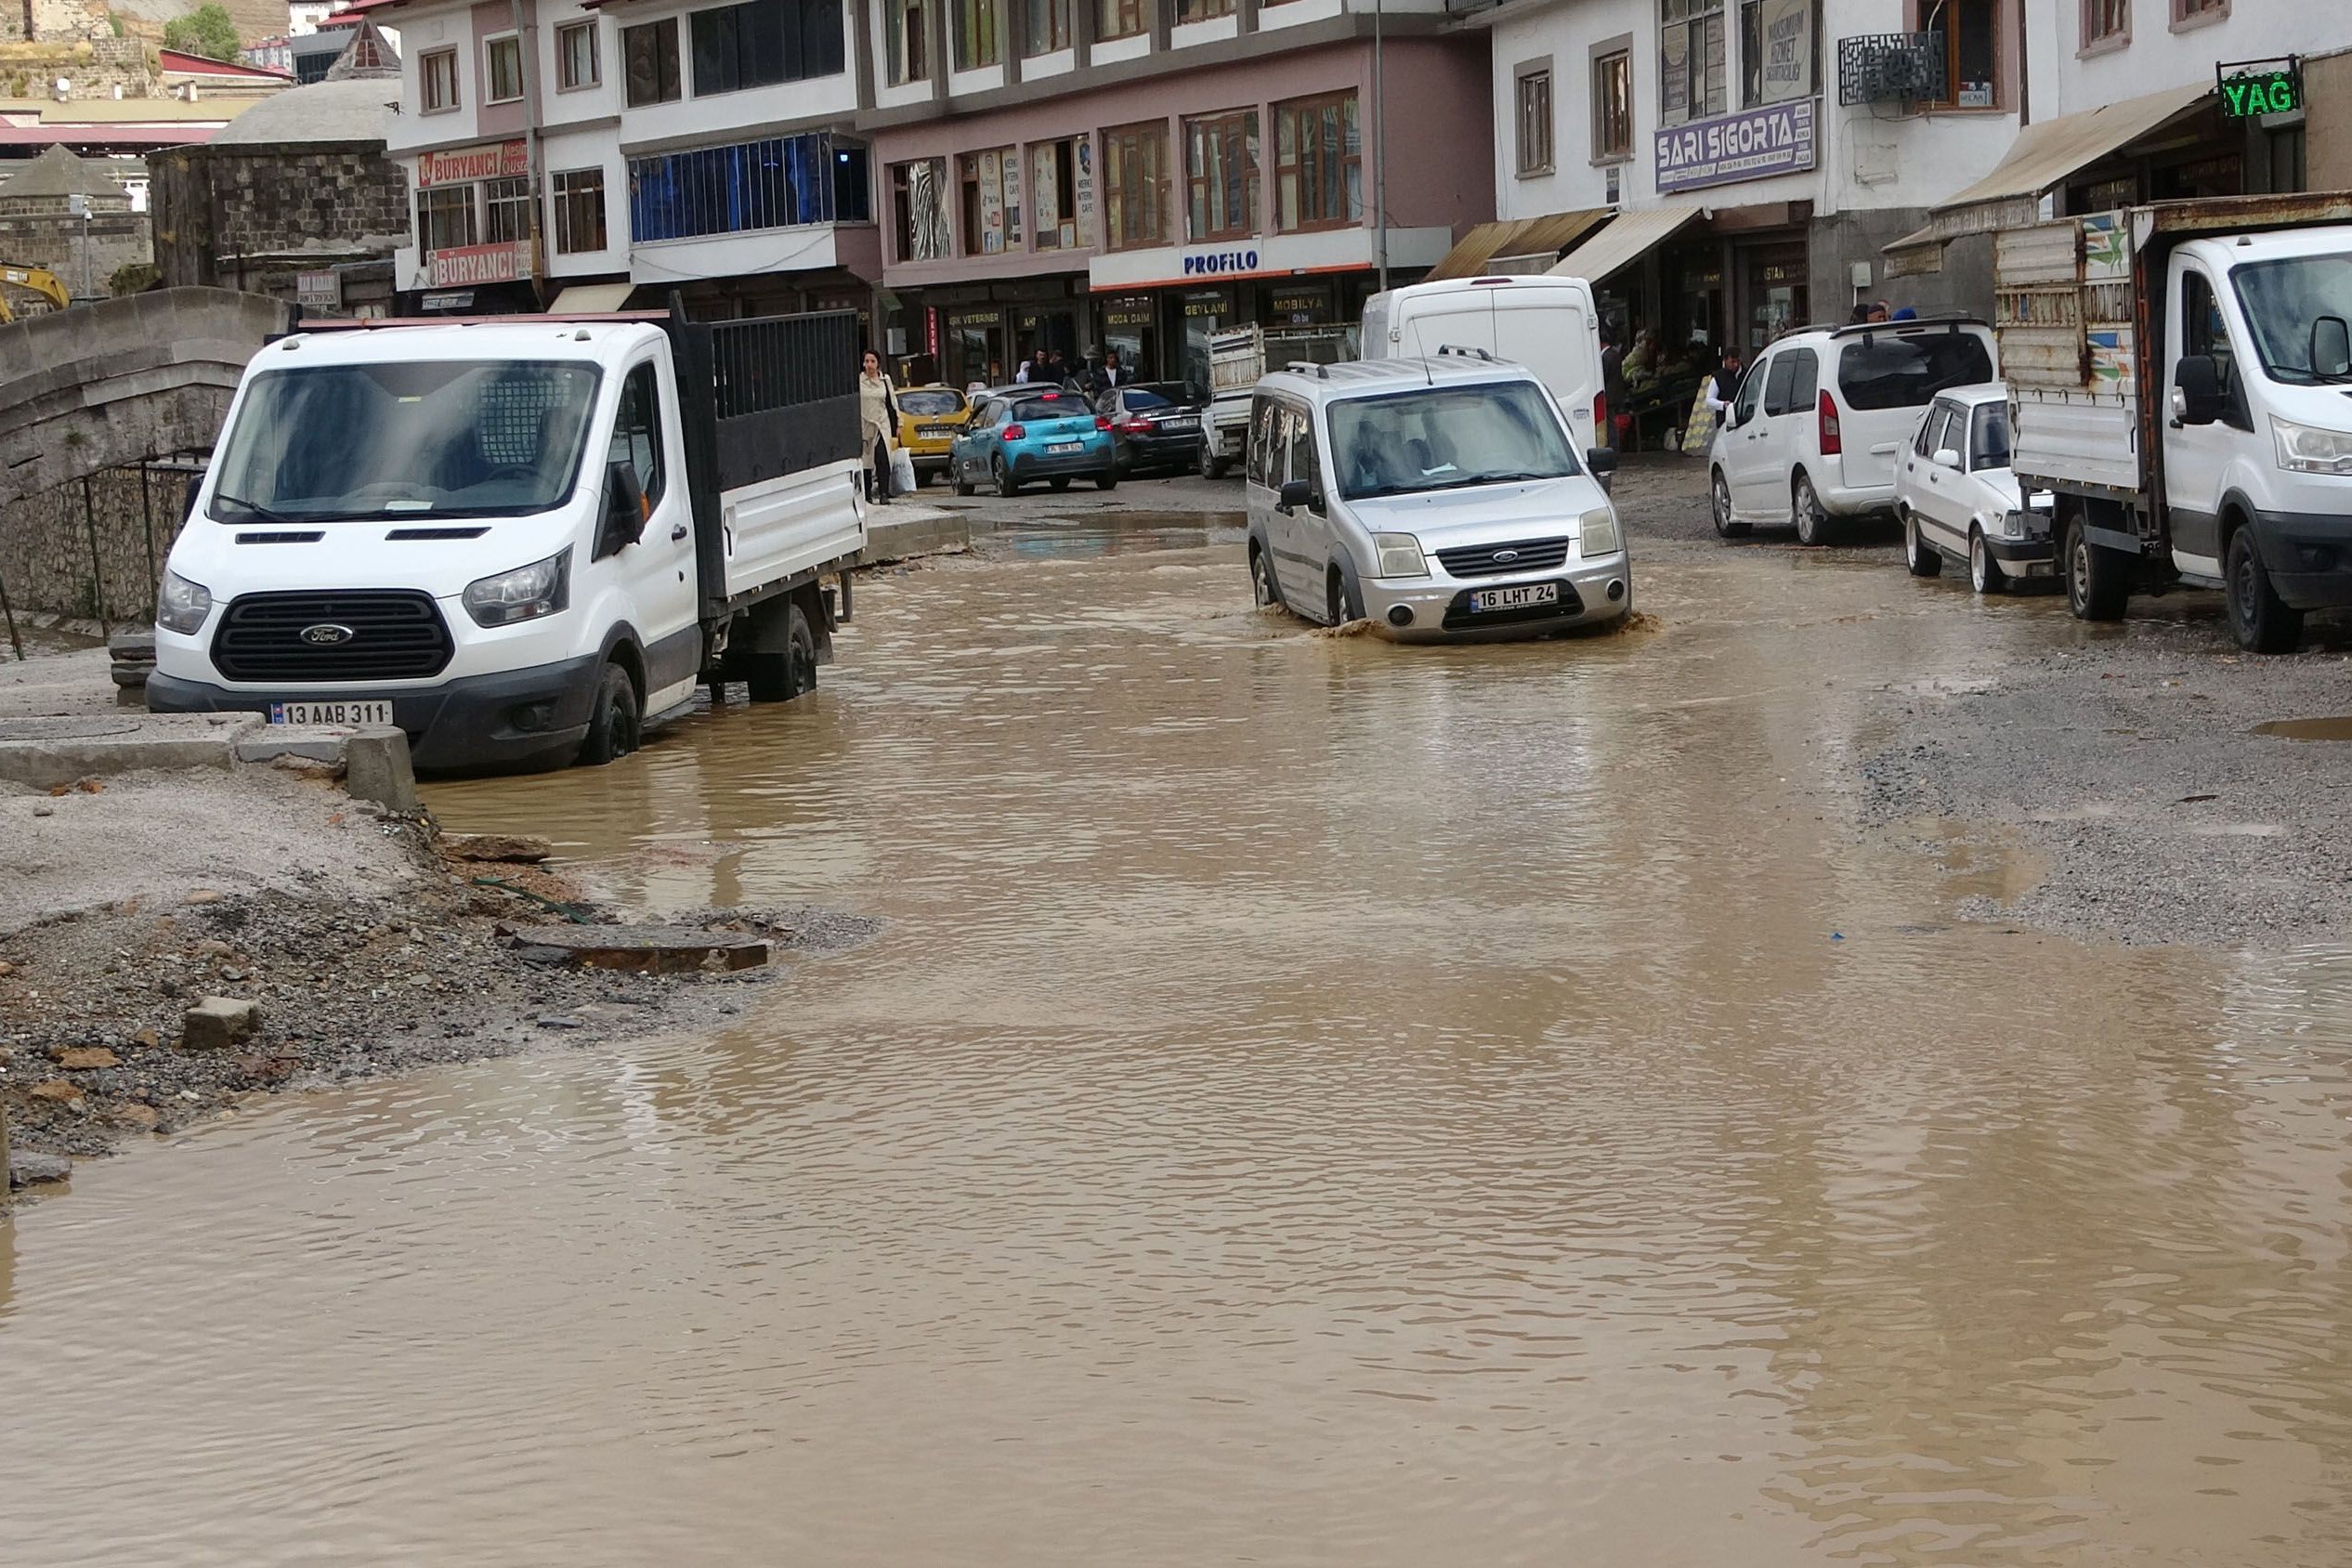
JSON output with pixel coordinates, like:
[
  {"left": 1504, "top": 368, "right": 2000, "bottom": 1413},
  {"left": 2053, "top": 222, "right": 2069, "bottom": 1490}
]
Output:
[
  {"left": 1361, "top": 276, "right": 1607, "bottom": 459},
  {"left": 1710, "top": 318, "right": 1998, "bottom": 544}
]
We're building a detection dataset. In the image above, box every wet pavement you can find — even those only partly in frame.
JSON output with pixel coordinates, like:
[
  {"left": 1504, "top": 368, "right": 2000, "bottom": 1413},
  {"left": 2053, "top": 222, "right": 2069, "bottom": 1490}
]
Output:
[{"left": 10, "top": 473, "right": 2352, "bottom": 1564}]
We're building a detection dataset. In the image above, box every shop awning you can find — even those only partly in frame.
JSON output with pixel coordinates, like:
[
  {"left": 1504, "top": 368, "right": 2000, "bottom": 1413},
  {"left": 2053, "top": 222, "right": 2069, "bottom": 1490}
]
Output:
[
  {"left": 1423, "top": 209, "right": 1611, "bottom": 282},
  {"left": 549, "top": 281, "right": 636, "bottom": 313},
  {"left": 1887, "top": 80, "right": 2215, "bottom": 269},
  {"left": 1546, "top": 203, "right": 1706, "bottom": 284}
]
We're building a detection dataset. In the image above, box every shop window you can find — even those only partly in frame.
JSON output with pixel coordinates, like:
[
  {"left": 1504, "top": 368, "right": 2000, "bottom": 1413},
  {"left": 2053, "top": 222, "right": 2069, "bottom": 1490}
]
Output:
[
  {"left": 1104, "top": 121, "right": 1169, "bottom": 251},
  {"left": 1185, "top": 111, "right": 1259, "bottom": 242},
  {"left": 1176, "top": 0, "right": 1234, "bottom": 21},
  {"left": 553, "top": 168, "right": 607, "bottom": 253},
  {"left": 416, "top": 184, "right": 477, "bottom": 253},
  {"left": 485, "top": 33, "right": 524, "bottom": 103},
  {"left": 960, "top": 147, "right": 1023, "bottom": 255},
  {"left": 421, "top": 47, "right": 459, "bottom": 112},
  {"left": 955, "top": 0, "right": 1000, "bottom": 69},
  {"left": 483, "top": 176, "right": 531, "bottom": 244},
  {"left": 1097, "top": 0, "right": 1143, "bottom": 40},
  {"left": 2081, "top": 0, "right": 2127, "bottom": 49},
  {"left": 1274, "top": 92, "right": 1360, "bottom": 233},
  {"left": 885, "top": 0, "right": 928, "bottom": 82},
  {"left": 624, "top": 19, "right": 683, "bottom": 106},
  {"left": 1031, "top": 138, "right": 1086, "bottom": 250},
  {"left": 1516, "top": 66, "right": 1554, "bottom": 176},
  {"left": 691, "top": 0, "right": 846, "bottom": 96},
  {"left": 892, "top": 157, "right": 953, "bottom": 260},
  {"left": 630, "top": 134, "right": 860, "bottom": 242},
  {"left": 1019, "top": 0, "right": 1070, "bottom": 55},
  {"left": 556, "top": 20, "right": 600, "bottom": 89},
  {"left": 1659, "top": 0, "right": 1725, "bottom": 125},
  {"left": 1738, "top": 0, "right": 1812, "bottom": 107},
  {"left": 1592, "top": 48, "right": 1632, "bottom": 163},
  {"left": 1916, "top": 0, "right": 1997, "bottom": 108}
]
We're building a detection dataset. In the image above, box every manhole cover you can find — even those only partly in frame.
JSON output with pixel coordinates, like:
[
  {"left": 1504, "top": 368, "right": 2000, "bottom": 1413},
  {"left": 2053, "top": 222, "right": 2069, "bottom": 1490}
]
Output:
[{"left": 0, "top": 717, "right": 142, "bottom": 740}]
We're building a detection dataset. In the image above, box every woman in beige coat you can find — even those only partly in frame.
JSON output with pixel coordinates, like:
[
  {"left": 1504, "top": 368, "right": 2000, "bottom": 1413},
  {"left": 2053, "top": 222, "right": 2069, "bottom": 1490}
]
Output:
[{"left": 857, "top": 349, "right": 898, "bottom": 505}]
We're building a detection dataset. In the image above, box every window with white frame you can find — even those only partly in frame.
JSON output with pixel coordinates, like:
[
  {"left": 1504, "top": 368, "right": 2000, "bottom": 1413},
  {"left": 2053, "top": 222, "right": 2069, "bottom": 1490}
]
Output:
[
  {"left": 556, "top": 20, "right": 599, "bottom": 89},
  {"left": 553, "top": 168, "right": 607, "bottom": 252},
  {"left": 421, "top": 47, "right": 459, "bottom": 112},
  {"left": 885, "top": 0, "right": 928, "bottom": 82},
  {"left": 1739, "top": 0, "right": 1813, "bottom": 107},
  {"left": 1659, "top": 0, "right": 1726, "bottom": 125},
  {"left": 484, "top": 176, "right": 531, "bottom": 243},
  {"left": 416, "top": 184, "right": 476, "bottom": 251},
  {"left": 1515, "top": 65, "right": 1554, "bottom": 176},
  {"left": 485, "top": 33, "right": 524, "bottom": 103}
]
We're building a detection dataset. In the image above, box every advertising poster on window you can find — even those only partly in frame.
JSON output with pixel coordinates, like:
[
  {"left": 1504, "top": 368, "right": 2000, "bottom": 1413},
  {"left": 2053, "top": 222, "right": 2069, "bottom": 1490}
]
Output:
[
  {"left": 1758, "top": 0, "right": 1810, "bottom": 104},
  {"left": 979, "top": 150, "right": 1004, "bottom": 253},
  {"left": 1032, "top": 145, "right": 1059, "bottom": 243},
  {"left": 1001, "top": 146, "right": 1023, "bottom": 247},
  {"left": 1660, "top": 26, "right": 1690, "bottom": 123},
  {"left": 1074, "top": 139, "right": 1095, "bottom": 248}
]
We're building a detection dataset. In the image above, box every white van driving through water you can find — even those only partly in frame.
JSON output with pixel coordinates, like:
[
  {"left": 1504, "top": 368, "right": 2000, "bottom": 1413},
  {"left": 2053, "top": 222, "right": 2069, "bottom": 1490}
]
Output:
[
  {"left": 1359, "top": 275, "right": 1608, "bottom": 461},
  {"left": 147, "top": 305, "right": 869, "bottom": 773}
]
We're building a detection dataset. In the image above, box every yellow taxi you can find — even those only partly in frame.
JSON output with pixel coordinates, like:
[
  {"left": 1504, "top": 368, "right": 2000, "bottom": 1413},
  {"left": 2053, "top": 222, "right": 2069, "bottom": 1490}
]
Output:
[{"left": 895, "top": 385, "right": 973, "bottom": 485}]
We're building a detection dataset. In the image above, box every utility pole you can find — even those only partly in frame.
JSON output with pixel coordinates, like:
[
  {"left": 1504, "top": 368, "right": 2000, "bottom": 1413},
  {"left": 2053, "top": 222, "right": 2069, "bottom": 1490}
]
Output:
[
  {"left": 69, "top": 191, "right": 89, "bottom": 299},
  {"left": 1373, "top": 0, "right": 1388, "bottom": 292}
]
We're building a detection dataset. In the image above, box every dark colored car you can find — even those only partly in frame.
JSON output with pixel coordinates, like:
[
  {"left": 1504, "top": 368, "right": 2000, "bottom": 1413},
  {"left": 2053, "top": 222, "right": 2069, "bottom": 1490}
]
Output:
[{"left": 1099, "top": 383, "right": 1206, "bottom": 477}]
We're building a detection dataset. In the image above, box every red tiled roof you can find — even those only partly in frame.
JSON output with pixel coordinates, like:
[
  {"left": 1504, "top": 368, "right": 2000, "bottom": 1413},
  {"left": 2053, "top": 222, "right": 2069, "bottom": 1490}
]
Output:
[{"left": 159, "top": 48, "right": 296, "bottom": 79}]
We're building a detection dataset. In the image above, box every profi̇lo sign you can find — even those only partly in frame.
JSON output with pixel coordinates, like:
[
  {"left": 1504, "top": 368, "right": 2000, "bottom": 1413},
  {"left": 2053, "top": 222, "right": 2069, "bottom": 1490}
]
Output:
[
  {"left": 2217, "top": 58, "right": 2301, "bottom": 120},
  {"left": 1183, "top": 247, "right": 1262, "bottom": 279}
]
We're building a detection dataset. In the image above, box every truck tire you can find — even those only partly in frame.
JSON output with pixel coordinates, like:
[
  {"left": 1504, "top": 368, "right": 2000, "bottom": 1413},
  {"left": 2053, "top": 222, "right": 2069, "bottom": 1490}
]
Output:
[
  {"left": 1199, "top": 442, "right": 1225, "bottom": 481},
  {"left": 746, "top": 601, "right": 817, "bottom": 701},
  {"left": 1902, "top": 511, "right": 1940, "bottom": 577},
  {"left": 2226, "top": 525, "right": 2304, "bottom": 654},
  {"left": 2063, "top": 513, "right": 2130, "bottom": 621},
  {"left": 1793, "top": 471, "right": 1829, "bottom": 546},
  {"left": 576, "top": 661, "right": 641, "bottom": 766}
]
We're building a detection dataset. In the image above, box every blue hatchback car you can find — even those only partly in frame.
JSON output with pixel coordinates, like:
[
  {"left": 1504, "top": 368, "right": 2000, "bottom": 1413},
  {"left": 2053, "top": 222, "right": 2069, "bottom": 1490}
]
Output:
[{"left": 948, "top": 390, "right": 1119, "bottom": 496}]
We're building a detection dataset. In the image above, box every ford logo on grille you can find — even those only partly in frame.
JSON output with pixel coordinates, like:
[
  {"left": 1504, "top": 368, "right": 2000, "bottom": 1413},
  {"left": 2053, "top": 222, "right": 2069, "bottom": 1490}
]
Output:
[
  {"left": 1492, "top": 549, "right": 1521, "bottom": 563},
  {"left": 301, "top": 623, "right": 356, "bottom": 646}
]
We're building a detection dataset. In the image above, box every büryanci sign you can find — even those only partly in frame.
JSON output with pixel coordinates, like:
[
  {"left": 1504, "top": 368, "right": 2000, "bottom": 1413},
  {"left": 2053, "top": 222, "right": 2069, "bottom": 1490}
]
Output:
[
  {"left": 1655, "top": 100, "right": 1817, "bottom": 194},
  {"left": 2216, "top": 58, "right": 2300, "bottom": 120}
]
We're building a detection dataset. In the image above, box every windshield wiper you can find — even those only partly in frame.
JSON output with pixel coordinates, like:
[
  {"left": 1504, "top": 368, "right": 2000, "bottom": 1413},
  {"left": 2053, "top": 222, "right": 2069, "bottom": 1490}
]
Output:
[{"left": 211, "top": 491, "right": 298, "bottom": 524}]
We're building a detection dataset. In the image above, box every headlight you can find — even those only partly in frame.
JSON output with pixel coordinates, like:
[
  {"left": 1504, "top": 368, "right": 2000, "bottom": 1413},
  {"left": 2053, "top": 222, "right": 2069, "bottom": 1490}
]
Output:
[
  {"left": 2273, "top": 416, "right": 2352, "bottom": 476},
  {"left": 1372, "top": 531, "right": 1427, "bottom": 578},
  {"left": 1578, "top": 506, "right": 1622, "bottom": 557},
  {"left": 463, "top": 547, "right": 571, "bottom": 628},
  {"left": 156, "top": 570, "right": 212, "bottom": 634},
  {"left": 1997, "top": 510, "right": 2030, "bottom": 540}
]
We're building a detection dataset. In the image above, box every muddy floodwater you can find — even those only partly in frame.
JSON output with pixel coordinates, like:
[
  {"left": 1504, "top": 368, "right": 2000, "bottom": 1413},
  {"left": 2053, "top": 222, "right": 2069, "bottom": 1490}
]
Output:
[{"left": 11, "top": 511, "right": 2352, "bottom": 1565}]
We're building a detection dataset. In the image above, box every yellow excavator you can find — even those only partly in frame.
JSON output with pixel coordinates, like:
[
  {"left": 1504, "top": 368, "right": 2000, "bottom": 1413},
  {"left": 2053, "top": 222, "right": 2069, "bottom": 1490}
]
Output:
[{"left": 0, "top": 264, "right": 72, "bottom": 323}]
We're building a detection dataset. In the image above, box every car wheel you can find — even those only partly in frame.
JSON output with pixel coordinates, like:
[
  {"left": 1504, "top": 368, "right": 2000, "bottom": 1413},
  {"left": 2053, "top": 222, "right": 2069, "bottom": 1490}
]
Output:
[
  {"left": 1326, "top": 568, "right": 1362, "bottom": 627},
  {"left": 1903, "top": 511, "right": 1941, "bottom": 577},
  {"left": 574, "top": 660, "right": 641, "bottom": 767},
  {"left": 1250, "top": 545, "right": 1284, "bottom": 610},
  {"left": 2063, "top": 512, "right": 2130, "bottom": 621},
  {"left": 1967, "top": 526, "right": 2004, "bottom": 595},
  {"left": 1711, "top": 470, "right": 1747, "bottom": 538},
  {"left": 1793, "top": 471, "right": 1828, "bottom": 546},
  {"left": 1095, "top": 470, "right": 1118, "bottom": 490},
  {"left": 951, "top": 464, "right": 974, "bottom": 497},
  {"left": 994, "top": 456, "right": 1019, "bottom": 498},
  {"left": 2226, "top": 523, "right": 2304, "bottom": 653}
]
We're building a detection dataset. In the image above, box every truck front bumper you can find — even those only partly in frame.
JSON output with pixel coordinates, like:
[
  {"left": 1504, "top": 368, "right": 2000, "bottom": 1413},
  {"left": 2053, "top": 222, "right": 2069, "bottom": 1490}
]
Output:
[
  {"left": 146, "top": 651, "right": 603, "bottom": 775},
  {"left": 2255, "top": 509, "right": 2352, "bottom": 611}
]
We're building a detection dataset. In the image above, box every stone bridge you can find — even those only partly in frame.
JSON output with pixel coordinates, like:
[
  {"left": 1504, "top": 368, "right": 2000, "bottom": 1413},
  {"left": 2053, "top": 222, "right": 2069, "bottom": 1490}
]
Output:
[{"left": 0, "top": 289, "right": 293, "bottom": 513}]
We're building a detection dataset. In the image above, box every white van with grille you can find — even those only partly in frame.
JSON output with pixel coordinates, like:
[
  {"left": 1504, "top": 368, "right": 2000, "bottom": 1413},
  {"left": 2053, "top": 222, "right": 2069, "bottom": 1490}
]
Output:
[{"left": 1361, "top": 276, "right": 1607, "bottom": 459}]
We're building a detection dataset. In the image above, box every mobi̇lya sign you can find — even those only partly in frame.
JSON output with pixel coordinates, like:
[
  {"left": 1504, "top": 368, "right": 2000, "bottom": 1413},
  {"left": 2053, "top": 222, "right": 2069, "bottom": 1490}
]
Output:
[{"left": 1655, "top": 100, "right": 1817, "bottom": 194}]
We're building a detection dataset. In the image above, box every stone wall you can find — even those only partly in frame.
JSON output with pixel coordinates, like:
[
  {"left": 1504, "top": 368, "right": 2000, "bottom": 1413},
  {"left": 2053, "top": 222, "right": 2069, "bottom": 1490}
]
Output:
[
  {"left": 0, "top": 43, "right": 159, "bottom": 100},
  {"left": 150, "top": 143, "right": 409, "bottom": 290},
  {"left": 0, "top": 466, "right": 197, "bottom": 624},
  {"left": 0, "top": 207, "right": 149, "bottom": 293}
]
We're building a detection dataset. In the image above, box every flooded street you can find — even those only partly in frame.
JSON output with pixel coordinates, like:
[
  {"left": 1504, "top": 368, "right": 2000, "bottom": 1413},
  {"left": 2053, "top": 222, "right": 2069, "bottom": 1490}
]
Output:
[{"left": 11, "top": 495, "right": 2352, "bottom": 1564}]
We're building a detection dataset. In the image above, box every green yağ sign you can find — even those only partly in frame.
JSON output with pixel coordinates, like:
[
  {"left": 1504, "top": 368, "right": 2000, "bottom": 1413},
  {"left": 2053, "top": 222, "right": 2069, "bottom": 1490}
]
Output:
[{"left": 2218, "top": 70, "right": 2299, "bottom": 120}]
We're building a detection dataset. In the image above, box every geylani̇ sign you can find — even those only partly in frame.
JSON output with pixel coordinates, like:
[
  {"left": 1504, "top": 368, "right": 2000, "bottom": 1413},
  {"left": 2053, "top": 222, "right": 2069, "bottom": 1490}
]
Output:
[{"left": 1655, "top": 100, "right": 1817, "bottom": 194}]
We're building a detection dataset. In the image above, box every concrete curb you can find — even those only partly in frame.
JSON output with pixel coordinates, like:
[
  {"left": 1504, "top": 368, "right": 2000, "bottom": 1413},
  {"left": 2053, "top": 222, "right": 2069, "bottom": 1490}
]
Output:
[
  {"left": 856, "top": 505, "right": 968, "bottom": 567},
  {"left": 0, "top": 714, "right": 417, "bottom": 810}
]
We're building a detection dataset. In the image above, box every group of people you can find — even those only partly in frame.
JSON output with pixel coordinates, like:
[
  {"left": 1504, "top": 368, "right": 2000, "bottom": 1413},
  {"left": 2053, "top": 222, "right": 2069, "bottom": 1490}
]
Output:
[{"left": 855, "top": 346, "right": 1142, "bottom": 503}]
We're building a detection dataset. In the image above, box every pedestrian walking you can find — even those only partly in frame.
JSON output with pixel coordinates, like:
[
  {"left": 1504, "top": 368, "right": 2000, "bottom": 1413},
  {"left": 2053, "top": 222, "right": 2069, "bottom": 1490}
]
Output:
[
  {"left": 1087, "top": 348, "right": 1131, "bottom": 397},
  {"left": 858, "top": 348, "right": 899, "bottom": 505}
]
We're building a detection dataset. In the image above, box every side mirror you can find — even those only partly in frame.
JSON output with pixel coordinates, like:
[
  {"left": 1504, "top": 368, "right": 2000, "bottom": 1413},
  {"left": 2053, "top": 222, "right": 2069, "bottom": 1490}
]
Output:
[
  {"left": 2312, "top": 315, "right": 2351, "bottom": 380},
  {"left": 1934, "top": 447, "right": 1963, "bottom": 470},
  {"left": 1276, "top": 478, "right": 1313, "bottom": 514},
  {"left": 1585, "top": 445, "right": 1618, "bottom": 477},
  {"left": 598, "top": 461, "right": 647, "bottom": 558},
  {"left": 2176, "top": 355, "right": 2226, "bottom": 425}
]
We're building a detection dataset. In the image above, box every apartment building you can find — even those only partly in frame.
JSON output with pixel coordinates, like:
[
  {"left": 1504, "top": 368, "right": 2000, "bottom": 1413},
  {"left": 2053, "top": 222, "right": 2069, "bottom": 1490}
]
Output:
[
  {"left": 1466, "top": 0, "right": 2351, "bottom": 367},
  {"left": 375, "top": 0, "right": 1495, "bottom": 382}
]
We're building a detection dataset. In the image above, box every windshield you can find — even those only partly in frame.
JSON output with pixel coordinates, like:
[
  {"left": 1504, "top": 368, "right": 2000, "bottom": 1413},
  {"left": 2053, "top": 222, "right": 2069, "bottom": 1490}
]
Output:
[
  {"left": 211, "top": 360, "right": 601, "bottom": 522},
  {"left": 898, "top": 388, "right": 964, "bottom": 415},
  {"left": 1969, "top": 402, "right": 2012, "bottom": 470},
  {"left": 2231, "top": 254, "right": 2352, "bottom": 385},
  {"left": 1329, "top": 383, "right": 1579, "bottom": 501}
]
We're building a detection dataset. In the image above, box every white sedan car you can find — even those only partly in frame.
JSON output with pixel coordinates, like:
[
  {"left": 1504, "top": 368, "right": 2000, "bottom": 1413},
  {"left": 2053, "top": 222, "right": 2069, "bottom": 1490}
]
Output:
[{"left": 1896, "top": 383, "right": 2053, "bottom": 593}]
